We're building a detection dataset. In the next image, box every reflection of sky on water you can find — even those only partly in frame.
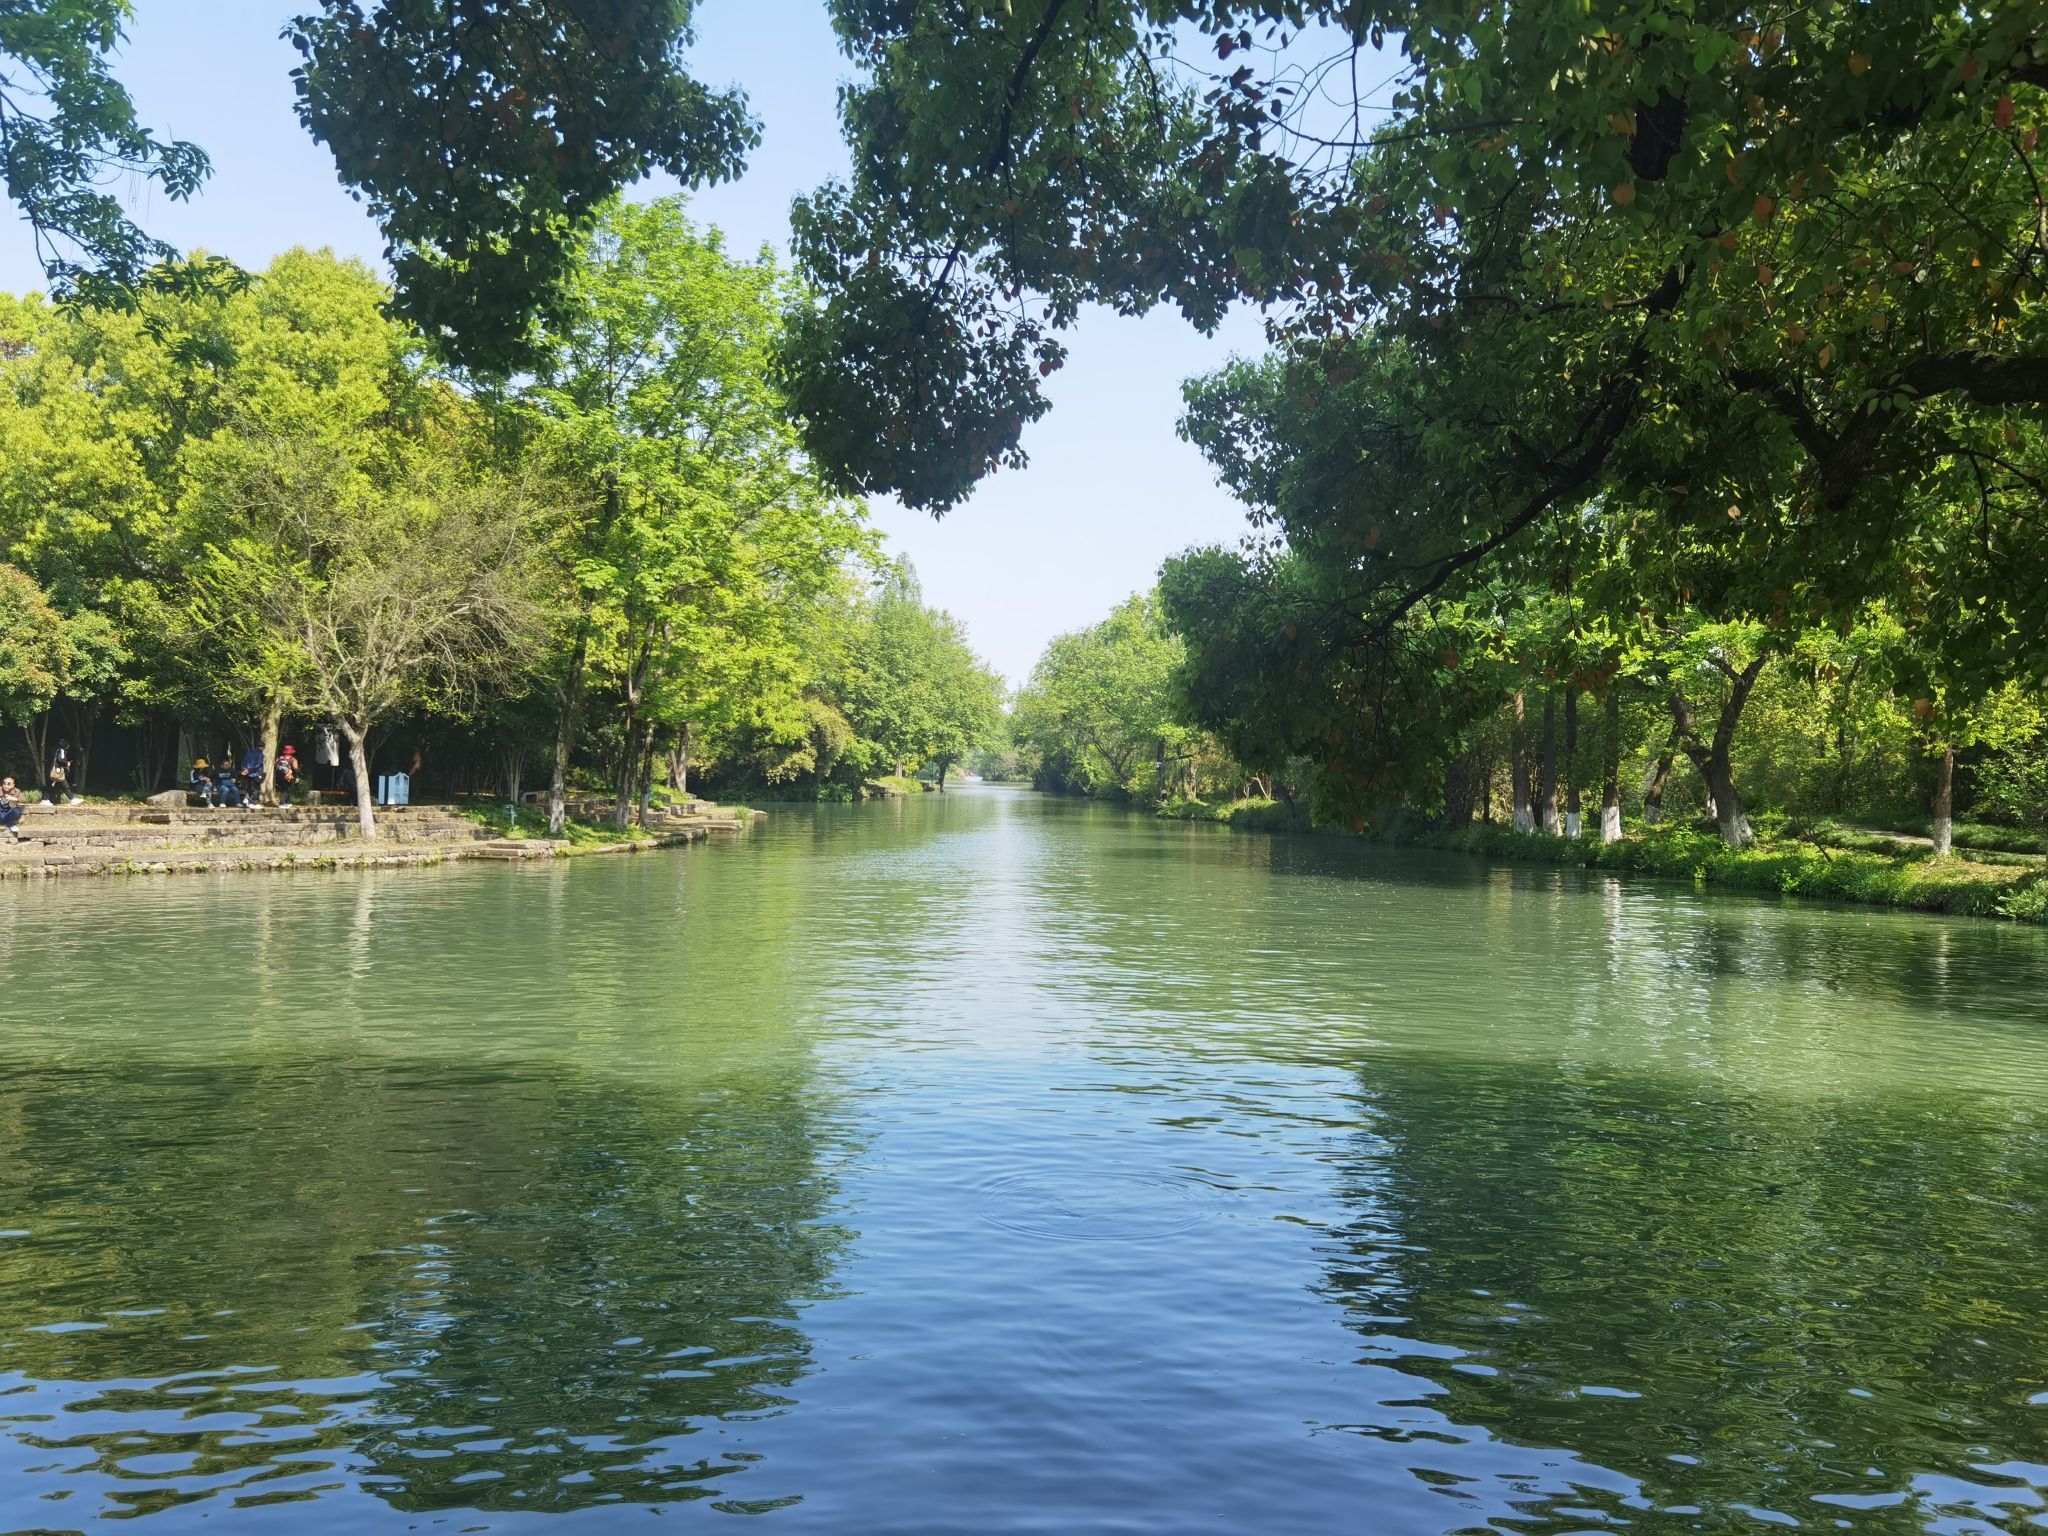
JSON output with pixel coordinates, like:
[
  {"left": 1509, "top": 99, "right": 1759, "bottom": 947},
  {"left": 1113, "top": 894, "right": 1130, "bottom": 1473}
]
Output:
[{"left": 3, "top": 788, "right": 2047, "bottom": 1529}]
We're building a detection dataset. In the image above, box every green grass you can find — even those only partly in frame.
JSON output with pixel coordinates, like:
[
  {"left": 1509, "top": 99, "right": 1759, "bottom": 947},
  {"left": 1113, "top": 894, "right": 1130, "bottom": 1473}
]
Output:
[
  {"left": 1162, "top": 797, "right": 2047, "bottom": 924},
  {"left": 454, "top": 802, "right": 663, "bottom": 848},
  {"left": 867, "top": 775, "right": 930, "bottom": 797},
  {"left": 1892, "top": 818, "right": 2048, "bottom": 856},
  {"left": 1406, "top": 822, "right": 2047, "bottom": 923},
  {"left": 1158, "top": 795, "right": 1308, "bottom": 831}
]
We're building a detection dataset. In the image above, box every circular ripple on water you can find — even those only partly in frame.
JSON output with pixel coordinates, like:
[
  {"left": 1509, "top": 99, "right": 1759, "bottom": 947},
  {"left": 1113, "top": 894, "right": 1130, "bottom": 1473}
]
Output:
[{"left": 978, "top": 1170, "right": 1214, "bottom": 1242}]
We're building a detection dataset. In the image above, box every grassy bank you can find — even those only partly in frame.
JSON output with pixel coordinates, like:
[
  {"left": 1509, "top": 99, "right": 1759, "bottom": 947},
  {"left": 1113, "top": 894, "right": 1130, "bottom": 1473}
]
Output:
[
  {"left": 868, "top": 774, "right": 932, "bottom": 797},
  {"left": 1412, "top": 822, "right": 2047, "bottom": 923},
  {"left": 1158, "top": 796, "right": 2048, "bottom": 924},
  {"left": 455, "top": 803, "right": 677, "bottom": 849},
  {"left": 1159, "top": 795, "right": 1300, "bottom": 832}
]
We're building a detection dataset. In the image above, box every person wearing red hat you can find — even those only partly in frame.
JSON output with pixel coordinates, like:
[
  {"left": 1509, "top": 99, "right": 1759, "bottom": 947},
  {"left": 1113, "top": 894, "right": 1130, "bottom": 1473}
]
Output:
[{"left": 275, "top": 744, "right": 302, "bottom": 808}]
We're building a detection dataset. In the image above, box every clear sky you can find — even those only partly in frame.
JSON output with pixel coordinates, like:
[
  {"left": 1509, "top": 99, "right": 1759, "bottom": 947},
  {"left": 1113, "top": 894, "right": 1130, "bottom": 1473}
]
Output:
[{"left": 0, "top": 1, "right": 1274, "bottom": 685}]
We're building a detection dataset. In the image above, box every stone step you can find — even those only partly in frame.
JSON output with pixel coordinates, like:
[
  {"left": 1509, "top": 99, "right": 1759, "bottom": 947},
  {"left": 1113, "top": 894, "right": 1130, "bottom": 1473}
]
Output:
[
  {"left": 10, "top": 814, "right": 499, "bottom": 851},
  {"left": 469, "top": 839, "right": 571, "bottom": 860},
  {"left": 21, "top": 800, "right": 476, "bottom": 826}
]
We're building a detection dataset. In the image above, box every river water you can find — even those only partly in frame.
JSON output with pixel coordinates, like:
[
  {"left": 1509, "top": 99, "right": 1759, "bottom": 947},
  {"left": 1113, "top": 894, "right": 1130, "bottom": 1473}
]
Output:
[{"left": 4, "top": 787, "right": 2047, "bottom": 1533}]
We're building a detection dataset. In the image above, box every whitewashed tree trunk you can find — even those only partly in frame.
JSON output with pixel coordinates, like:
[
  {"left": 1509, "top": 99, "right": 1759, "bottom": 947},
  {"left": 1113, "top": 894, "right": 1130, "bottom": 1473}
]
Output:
[
  {"left": 339, "top": 719, "right": 377, "bottom": 840},
  {"left": 1931, "top": 744, "right": 1956, "bottom": 859},
  {"left": 259, "top": 699, "right": 282, "bottom": 807},
  {"left": 1536, "top": 694, "right": 1560, "bottom": 833},
  {"left": 1563, "top": 685, "right": 1582, "bottom": 838},
  {"left": 1509, "top": 690, "right": 1530, "bottom": 832},
  {"left": 1600, "top": 691, "right": 1623, "bottom": 843}
]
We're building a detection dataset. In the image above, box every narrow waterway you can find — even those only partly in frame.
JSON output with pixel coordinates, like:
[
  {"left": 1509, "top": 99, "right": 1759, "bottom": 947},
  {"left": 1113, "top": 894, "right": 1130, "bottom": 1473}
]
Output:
[{"left": 4, "top": 787, "right": 2047, "bottom": 1533}]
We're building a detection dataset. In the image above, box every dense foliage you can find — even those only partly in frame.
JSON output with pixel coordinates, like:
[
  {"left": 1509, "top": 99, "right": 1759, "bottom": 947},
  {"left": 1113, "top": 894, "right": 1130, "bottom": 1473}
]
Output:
[
  {"left": 773, "top": 0, "right": 2046, "bottom": 855},
  {"left": 1009, "top": 592, "right": 1241, "bottom": 802},
  {"left": 0, "top": 1, "right": 211, "bottom": 304},
  {"left": 5, "top": 1, "right": 2044, "bottom": 868},
  {"left": 715, "top": 562, "right": 1004, "bottom": 796},
  {"left": 0, "top": 203, "right": 1000, "bottom": 829},
  {"left": 1, "top": 2, "right": 753, "bottom": 367}
]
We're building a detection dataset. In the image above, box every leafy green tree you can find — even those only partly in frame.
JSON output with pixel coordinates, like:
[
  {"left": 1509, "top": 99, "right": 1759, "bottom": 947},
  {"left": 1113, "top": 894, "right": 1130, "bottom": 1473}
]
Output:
[
  {"left": 195, "top": 441, "right": 548, "bottom": 838},
  {"left": 0, "top": 2, "right": 211, "bottom": 304},
  {"left": 44, "top": 605, "right": 123, "bottom": 793},
  {"left": 794, "top": 2, "right": 2046, "bottom": 527},
  {"left": 0, "top": 563, "right": 69, "bottom": 760},
  {"left": 833, "top": 562, "right": 1002, "bottom": 787},
  {"left": 1014, "top": 591, "right": 1210, "bottom": 801},
  {"left": 0, "top": 246, "right": 434, "bottom": 797},
  {"left": 519, "top": 197, "right": 870, "bottom": 830},
  {"left": 282, "top": 1, "right": 756, "bottom": 371},
  {"left": 1, "top": 4, "right": 753, "bottom": 368},
  {"left": 920, "top": 617, "right": 1005, "bottom": 790},
  {"left": 791, "top": 2, "right": 2048, "bottom": 838}
]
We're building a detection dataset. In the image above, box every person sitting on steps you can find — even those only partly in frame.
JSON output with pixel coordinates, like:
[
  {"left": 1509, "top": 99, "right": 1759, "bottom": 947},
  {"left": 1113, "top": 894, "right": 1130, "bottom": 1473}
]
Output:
[
  {"left": 191, "top": 756, "right": 218, "bottom": 807},
  {"left": 0, "top": 776, "right": 25, "bottom": 841},
  {"left": 237, "top": 744, "right": 266, "bottom": 810}
]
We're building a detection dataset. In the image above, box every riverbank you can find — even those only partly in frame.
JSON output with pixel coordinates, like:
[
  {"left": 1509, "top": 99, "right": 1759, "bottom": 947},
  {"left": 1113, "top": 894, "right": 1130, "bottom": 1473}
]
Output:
[
  {"left": 0, "top": 800, "right": 759, "bottom": 879},
  {"left": 1161, "top": 795, "right": 2048, "bottom": 924}
]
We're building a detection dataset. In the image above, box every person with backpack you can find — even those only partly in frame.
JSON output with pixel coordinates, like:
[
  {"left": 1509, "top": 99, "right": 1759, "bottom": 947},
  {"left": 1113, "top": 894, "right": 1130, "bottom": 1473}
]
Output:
[
  {"left": 44, "top": 739, "right": 80, "bottom": 805},
  {"left": 274, "top": 745, "right": 302, "bottom": 807}
]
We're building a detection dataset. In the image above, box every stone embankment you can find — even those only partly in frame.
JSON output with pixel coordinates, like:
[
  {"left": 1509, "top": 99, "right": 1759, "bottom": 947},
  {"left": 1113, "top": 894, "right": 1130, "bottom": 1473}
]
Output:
[{"left": 0, "top": 801, "right": 756, "bottom": 879}]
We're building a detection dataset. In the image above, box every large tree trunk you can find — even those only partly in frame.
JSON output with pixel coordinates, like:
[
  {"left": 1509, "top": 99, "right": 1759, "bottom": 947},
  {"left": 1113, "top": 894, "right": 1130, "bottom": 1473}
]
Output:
[
  {"left": 1669, "top": 656, "right": 1766, "bottom": 849},
  {"left": 1537, "top": 693, "right": 1561, "bottom": 834},
  {"left": 1600, "top": 690, "right": 1623, "bottom": 843},
  {"left": 339, "top": 718, "right": 377, "bottom": 840},
  {"left": 612, "top": 706, "right": 638, "bottom": 829},
  {"left": 26, "top": 716, "right": 50, "bottom": 801},
  {"left": 1563, "top": 685, "right": 1583, "bottom": 838},
  {"left": 548, "top": 623, "right": 590, "bottom": 835},
  {"left": 1931, "top": 743, "right": 1956, "bottom": 858},
  {"left": 1510, "top": 691, "right": 1533, "bottom": 832},
  {"left": 668, "top": 721, "right": 692, "bottom": 796},
  {"left": 1642, "top": 725, "right": 1679, "bottom": 825},
  {"left": 1701, "top": 754, "right": 1752, "bottom": 848},
  {"left": 1443, "top": 746, "right": 1483, "bottom": 828},
  {"left": 259, "top": 698, "right": 282, "bottom": 807},
  {"left": 634, "top": 719, "right": 658, "bottom": 827}
]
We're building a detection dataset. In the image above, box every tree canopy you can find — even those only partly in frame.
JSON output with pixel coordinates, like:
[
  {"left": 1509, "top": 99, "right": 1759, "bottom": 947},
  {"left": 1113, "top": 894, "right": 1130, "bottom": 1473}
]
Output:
[
  {"left": 768, "top": 1, "right": 2048, "bottom": 838},
  {"left": 1, "top": 2, "right": 754, "bottom": 368}
]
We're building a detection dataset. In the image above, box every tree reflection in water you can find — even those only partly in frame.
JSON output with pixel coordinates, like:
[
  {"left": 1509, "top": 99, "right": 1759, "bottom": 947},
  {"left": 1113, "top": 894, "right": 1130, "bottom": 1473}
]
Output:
[
  {"left": 0, "top": 1060, "right": 853, "bottom": 1519},
  {"left": 1314, "top": 1059, "right": 2048, "bottom": 1531}
]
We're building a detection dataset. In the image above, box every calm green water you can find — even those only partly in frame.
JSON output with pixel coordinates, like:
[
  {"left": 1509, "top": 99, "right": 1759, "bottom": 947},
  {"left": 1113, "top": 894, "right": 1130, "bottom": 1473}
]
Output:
[{"left": 4, "top": 788, "right": 2048, "bottom": 1533}]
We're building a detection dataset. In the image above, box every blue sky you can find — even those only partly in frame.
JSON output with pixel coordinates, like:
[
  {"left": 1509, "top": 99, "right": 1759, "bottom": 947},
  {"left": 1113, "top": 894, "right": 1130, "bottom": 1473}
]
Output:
[{"left": 0, "top": 1, "right": 1277, "bottom": 685}]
